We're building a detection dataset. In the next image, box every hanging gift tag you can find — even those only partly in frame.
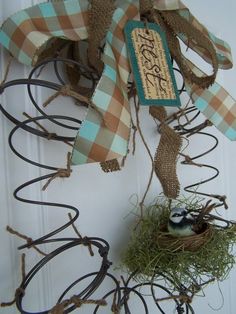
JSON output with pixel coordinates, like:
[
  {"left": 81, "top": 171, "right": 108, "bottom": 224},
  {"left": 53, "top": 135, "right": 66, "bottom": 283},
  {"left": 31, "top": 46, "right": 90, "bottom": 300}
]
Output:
[{"left": 124, "top": 20, "right": 180, "bottom": 107}]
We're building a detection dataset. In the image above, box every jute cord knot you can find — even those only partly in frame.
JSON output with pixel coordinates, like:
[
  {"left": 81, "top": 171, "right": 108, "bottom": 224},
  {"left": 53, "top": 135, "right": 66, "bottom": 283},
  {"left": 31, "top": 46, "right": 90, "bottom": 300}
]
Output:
[
  {"left": 42, "top": 152, "right": 72, "bottom": 191},
  {"left": 59, "top": 84, "right": 72, "bottom": 97},
  {"left": 50, "top": 296, "right": 107, "bottom": 314},
  {"left": 15, "top": 288, "right": 25, "bottom": 298}
]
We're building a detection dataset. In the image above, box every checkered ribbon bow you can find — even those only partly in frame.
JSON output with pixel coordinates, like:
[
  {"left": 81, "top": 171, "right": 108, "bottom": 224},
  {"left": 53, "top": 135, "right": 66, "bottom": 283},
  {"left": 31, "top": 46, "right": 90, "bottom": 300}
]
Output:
[{"left": 0, "top": 0, "right": 235, "bottom": 166}]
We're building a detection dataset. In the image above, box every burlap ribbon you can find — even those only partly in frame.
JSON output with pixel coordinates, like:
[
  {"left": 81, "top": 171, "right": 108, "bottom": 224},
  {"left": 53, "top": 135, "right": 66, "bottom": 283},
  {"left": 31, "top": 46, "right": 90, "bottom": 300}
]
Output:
[
  {"left": 149, "top": 106, "right": 182, "bottom": 199},
  {"left": 87, "top": 0, "right": 115, "bottom": 74},
  {"left": 0, "top": 0, "right": 235, "bottom": 169},
  {"left": 153, "top": 10, "right": 218, "bottom": 89}
]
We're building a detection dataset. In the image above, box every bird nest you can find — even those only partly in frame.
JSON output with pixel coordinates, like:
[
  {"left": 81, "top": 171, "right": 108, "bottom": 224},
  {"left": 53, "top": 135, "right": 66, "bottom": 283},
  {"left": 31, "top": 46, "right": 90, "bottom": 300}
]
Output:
[{"left": 122, "top": 199, "right": 236, "bottom": 286}]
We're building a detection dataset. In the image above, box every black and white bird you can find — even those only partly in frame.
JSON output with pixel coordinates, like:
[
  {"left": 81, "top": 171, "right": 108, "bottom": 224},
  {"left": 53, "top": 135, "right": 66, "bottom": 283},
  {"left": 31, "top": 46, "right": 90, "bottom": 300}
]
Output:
[{"left": 168, "top": 207, "right": 196, "bottom": 237}]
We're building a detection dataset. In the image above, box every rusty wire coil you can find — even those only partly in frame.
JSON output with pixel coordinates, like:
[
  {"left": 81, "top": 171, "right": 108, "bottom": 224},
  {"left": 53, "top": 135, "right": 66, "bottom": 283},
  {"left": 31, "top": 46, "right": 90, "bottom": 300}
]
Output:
[{"left": 0, "top": 56, "right": 215, "bottom": 314}]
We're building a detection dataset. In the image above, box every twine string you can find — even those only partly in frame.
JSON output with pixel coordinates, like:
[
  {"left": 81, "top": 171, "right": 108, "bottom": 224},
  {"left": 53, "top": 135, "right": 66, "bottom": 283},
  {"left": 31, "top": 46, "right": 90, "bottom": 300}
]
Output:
[
  {"left": 0, "top": 55, "right": 13, "bottom": 86},
  {"left": 42, "top": 152, "right": 72, "bottom": 191},
  {"left": 68, "top": 213, "right": 94, "bottom": 256},
  {"left": 50, "top": 296, "right": 107, "bottom": 314},
  {"left": 23, "top": 112, "right": 73, "bottom": 147},
  {"left": 0, "top": 254, "right": 26, "bottom": 308},
  {"left": 133, "top": 94, "right": 155, "bottom": 218},
  {"left": 6, "top": 226, "right": 47, "bottom": 256}
]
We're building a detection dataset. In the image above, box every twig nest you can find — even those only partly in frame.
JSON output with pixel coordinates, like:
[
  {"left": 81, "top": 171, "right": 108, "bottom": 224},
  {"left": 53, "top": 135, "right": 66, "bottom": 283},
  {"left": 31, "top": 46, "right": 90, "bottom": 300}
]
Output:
[{"left": 122, "top": 199, "right": 236, "bottom": 286}]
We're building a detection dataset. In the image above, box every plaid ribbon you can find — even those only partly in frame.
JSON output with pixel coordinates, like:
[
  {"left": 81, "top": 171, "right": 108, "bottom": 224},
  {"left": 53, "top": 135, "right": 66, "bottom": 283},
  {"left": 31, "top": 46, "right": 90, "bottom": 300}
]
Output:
[
  {"left": 153, "top": 1, "right": 235, "bottom": 140},
  {"left": 0, "top": 0, "right": 235, "bottom": 166},
  {"left": 185, "top": 62, "right": 236, "bottom": 140},
  {"left": 0, "top": 0, "right": 139, "bottom": 164},
  {"left": 0, "top": 0, "right": 90, "bottom": 65},
  {"left": 154, "top": 1, "right": 232, "bottom": 69}
]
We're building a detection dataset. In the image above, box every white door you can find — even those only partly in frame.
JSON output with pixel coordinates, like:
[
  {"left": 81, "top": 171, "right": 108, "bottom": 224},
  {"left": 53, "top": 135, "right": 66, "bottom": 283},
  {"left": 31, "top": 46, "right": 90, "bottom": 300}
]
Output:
[{"left": 1, "top": 1, "right": 236, "bottom": 313}]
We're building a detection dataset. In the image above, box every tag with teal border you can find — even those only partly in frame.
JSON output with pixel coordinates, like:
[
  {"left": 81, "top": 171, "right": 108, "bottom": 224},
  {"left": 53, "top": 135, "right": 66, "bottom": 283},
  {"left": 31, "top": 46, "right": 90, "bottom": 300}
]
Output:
[{"left": 124, "top": 20, "right": 180, "bottom": 107}]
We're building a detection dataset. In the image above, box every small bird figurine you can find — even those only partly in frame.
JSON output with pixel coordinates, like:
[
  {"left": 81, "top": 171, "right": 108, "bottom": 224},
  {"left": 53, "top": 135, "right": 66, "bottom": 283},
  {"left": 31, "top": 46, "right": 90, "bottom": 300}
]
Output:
[{"left": 168, "top": 207, "right": 196, "bottom": 237}]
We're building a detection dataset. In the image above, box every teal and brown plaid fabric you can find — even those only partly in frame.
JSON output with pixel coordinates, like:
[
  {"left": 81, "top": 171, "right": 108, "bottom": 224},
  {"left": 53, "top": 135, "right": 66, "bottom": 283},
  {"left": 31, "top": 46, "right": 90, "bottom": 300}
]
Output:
[
  {"left": 185, "top": 61, "right": 236, "bottom": 140},
  {"left": 153, "top": 0, "right": 236, "bottom": 140},
  {"left": 0, "top": 0, "right": 90, "bottom": 65},
  {"left": 0, "top": 0, "right": 139, "bottom": 165},
  {"left": 154, "top": 1, "right": 232, "bottom": 69},
  {"left": 72, "top": 0, "right": 139, "bottom": 164},
  {"left": 159, "top": 1, "right": 236, "bottom": 140},
  {"left": 0, "top": 0, "right": 236, "bottom": 166}
]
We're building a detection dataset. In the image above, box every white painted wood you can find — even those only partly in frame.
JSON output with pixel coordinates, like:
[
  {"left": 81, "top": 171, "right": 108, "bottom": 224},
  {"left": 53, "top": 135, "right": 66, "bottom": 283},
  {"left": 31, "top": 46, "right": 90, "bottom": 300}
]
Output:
[
  {"left": 0, "top": 1, "right": 236, "bottom": 313},
  {"left": 0, "top": 1, "right": 53, "bottom": 312}
]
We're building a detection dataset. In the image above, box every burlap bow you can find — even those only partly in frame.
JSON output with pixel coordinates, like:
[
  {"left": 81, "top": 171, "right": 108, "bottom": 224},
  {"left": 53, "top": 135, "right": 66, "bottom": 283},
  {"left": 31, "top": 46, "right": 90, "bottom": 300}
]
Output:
[{"left": 0, "top": 0, "right": 235, "bottom": 167}]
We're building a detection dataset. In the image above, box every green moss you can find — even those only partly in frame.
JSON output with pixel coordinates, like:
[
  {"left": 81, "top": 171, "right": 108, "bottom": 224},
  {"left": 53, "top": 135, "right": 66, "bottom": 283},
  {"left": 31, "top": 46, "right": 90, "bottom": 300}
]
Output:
[{"left": 122, "top": 200, "right": 236, "bottom": 286}]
